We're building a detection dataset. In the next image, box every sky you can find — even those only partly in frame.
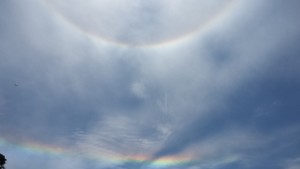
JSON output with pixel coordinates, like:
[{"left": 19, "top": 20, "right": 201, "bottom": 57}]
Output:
[{"left": 0, "top": 0, "right": 300, "bottom": 169}]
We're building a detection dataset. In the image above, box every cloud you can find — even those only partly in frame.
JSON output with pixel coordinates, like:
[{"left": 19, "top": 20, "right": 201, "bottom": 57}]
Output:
[
  {"left": 149, "top": 0, "right": 300, "bottom": 158},
  {"left": 131, "top": 81, "right": 147, "bottom": 99},
  {"left": 1, "top": 0, "right": 300, "bottom": 169},
  {"left": 285, "top": 158, "right": 300, "bottom": 169}
]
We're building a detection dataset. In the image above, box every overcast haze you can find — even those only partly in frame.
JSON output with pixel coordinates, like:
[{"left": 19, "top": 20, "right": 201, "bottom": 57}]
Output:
[{"left": 1, "top": 0, "right": 300, "bottom": 169}]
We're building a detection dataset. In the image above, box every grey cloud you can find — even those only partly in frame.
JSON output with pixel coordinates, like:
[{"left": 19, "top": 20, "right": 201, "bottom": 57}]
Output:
[
  {"left": 151, "top": 0, "right": 300, "bottom": 160},
  {"left": 1, "top": 0, "right": 300, "bottom": 169}
]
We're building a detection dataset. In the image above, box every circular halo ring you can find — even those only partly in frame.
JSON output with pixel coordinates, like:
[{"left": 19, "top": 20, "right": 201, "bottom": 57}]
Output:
[{"left": 45, "top": 0, "right": 236, "bottom": 48}]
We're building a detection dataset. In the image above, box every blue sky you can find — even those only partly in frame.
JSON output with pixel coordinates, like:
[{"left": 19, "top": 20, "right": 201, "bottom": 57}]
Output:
[{"left": 1, "top": 0, "right": 300, "bottom": 169}]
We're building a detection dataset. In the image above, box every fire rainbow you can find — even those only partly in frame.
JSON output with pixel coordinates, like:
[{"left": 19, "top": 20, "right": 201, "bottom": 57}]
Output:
[{"left": 0, "top": 138, "right": 198, "bottom": 168}]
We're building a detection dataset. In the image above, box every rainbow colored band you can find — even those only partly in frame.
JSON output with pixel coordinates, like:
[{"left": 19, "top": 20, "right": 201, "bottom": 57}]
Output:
[
  {"left": 0, "top": 138, "right": 197, "bottom": 168},
  {"left": 44, "top": 0, "right": 236, "bottom": 48}
]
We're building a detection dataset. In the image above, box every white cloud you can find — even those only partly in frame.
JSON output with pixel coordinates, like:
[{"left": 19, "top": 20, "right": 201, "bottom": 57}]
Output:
[
  {"left": 75, "top": 115, "right": 168, "bottom": 157},
  {"left": 131, "top": 81, "right": 147, "bottom": 99}
]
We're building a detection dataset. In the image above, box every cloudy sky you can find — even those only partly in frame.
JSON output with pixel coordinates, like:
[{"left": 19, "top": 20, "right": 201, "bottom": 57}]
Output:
[{"left": 1, "top": 0, "right": 300, "bottom": 169}]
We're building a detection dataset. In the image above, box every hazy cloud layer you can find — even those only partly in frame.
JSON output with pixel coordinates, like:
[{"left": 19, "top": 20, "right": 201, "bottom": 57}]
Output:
[{"left": 1, "top": 0, "right": 300, "bottom": 169}]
